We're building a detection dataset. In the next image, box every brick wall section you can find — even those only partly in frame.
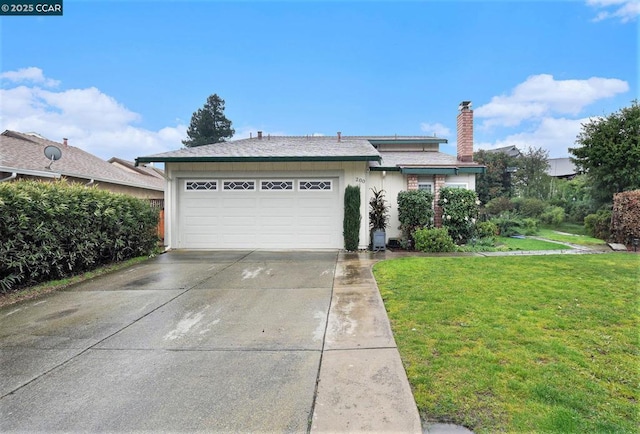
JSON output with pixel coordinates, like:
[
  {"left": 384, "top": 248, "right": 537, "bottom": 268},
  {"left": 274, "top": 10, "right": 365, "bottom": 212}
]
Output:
[
  {"left": 407, "top": 174, "right": 418, "bottom": 190},
  {"left": 457, "top": 105, "right": 474, "bottom": 162},
  {"left": 434, "top": 175, "right": 446, "bottom": 227}
]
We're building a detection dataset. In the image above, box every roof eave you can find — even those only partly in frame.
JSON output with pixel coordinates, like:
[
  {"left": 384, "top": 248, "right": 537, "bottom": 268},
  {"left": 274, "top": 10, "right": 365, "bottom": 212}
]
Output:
[
  {"left": 400, "top": 166, "right": 486, "bottom": 175},
  {"left": 368, "top": 138, "right": 448, "bottom": 145},
  {"left": 135, "top": 155, "right": 381, "bottom": 165}
]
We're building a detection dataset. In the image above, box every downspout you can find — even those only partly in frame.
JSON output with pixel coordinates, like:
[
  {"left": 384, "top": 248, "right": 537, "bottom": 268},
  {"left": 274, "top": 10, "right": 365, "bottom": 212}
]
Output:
[
  {"left": 0, "top": 172, "right": 17, "bottom": 182},
  {"left": 85, "top": 179, "right": 95, "bottom": 186}
]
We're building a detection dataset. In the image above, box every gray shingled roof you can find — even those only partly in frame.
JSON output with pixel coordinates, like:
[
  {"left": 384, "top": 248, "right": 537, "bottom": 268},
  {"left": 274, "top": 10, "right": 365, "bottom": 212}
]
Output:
[
  {"left": 1, "top": 130, "right": 163, "bottom": 191},
  {"left": 135, "top": 135, "right": 484, "bottom": 172},
  {"left": 136, "top": 136, "right": 381, "bottom": 162},
  {"left": 373, "top": 151, "right": 462, "bottom": 168}
]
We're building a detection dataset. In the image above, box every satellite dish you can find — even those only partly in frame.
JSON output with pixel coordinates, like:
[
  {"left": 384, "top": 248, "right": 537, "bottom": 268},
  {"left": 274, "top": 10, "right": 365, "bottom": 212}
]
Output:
[{"left": 44, "top": 145, "right": 62, "bottom": 169}]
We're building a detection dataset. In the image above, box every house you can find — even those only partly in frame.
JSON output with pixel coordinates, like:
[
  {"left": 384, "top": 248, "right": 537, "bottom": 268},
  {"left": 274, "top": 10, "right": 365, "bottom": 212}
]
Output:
[
  {"left": 484, "top": 145, "right": 522, "bottom": 158},
  {"left": 546, "top": 158, "right": 579, "bottom": 179},
  {"left": 0, "top": 130, "right": 164, "bottom": 199},
  {"left": 135, "top": 101, "right": 485, "bottom": 250}
]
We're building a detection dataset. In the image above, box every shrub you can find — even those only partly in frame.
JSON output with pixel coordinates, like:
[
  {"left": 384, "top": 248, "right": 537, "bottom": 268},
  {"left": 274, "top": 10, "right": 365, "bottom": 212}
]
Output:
[
  {"left": 584, "top": 209, "right": 612, "bottom": 241},
  {"left": 343, "top": 185, "right": 361, "bottom": 251},
  {"left": 514, "top": 198, "right": 547, "bottom": 218},
  {"left": 475, "top": 221, "right": 499, "bottom": 239},
  {"left": 491, "top": 214, "right": 524, "bottom": 237},
  {"left": 0, "top": 180, "right": 159, "bottom": 293},
  {"left": 540, "top": 206, "right": 565, "bottom": 226},
  {"left": 611, "top": 190, "right": 640, "bottom": 245},
  {"left": 521, "top": 218, "right": 539, "bottom": 235},
  {"left": 567, "top": 200, "right": 594, "bottom": 224},
  {"left": 438, "top": 187, "right": 480, "bottom": 244},
  {"left": 484, "top": 196, "right": 514, "bottom": 217},
  {"left": 414, "top": 227, "right": 457, "bottom": 253},
  {"left": 397, "top": 190, "right": 434, "bottom": 246}
]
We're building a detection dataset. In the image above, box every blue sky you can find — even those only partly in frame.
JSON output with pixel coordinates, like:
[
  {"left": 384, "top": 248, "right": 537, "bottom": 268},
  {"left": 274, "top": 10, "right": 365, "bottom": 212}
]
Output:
[{"left": 1, "top": 0, "right": 637, "bottom": 161}]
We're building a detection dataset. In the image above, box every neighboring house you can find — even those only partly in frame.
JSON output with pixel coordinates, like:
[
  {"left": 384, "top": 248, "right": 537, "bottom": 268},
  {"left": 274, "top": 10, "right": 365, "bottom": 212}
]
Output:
[
  {"left": 0, "top": 130, "right": 164, "bottom": 199},
  {"left": 136, "top": 102, "right": 485, "bottom": 250},
  {"left": 547, "top": 158, "right": 579, "bottom": 179},
  {"left": 485, "top": 145, "right": 522, "bottom": 158}
]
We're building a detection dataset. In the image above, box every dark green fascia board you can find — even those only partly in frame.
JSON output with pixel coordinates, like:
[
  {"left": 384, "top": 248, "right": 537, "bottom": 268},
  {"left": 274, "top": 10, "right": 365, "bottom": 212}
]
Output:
[
  {"left": 369, "top": 166, "right": 401, "bottom": 172},
  {"left": 400, "top": 167, "right": 486, "bottom": 175},
  {"left": 135, "top": 155, "right": 381, "bottom": 166}
]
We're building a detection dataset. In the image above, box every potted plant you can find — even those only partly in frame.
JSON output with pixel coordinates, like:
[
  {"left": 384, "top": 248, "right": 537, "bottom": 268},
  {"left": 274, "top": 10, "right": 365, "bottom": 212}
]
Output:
[{"left": 369, "top": 187, "right": 389, "bottom": 251}]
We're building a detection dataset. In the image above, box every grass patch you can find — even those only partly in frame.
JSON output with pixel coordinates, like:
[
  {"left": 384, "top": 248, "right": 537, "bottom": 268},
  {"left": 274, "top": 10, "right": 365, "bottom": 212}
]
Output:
[
  {"left": 496, "top": 236, "right": 567, "bottom": 251},
  {"left": 537, "top": 228, "right": 607, "bottom": 247},
  {"left": 0, "top": 255, "right": 154, "bottom": 308},
  {"left": 374, "top": 254, "right": 639, "bottom": 433}
]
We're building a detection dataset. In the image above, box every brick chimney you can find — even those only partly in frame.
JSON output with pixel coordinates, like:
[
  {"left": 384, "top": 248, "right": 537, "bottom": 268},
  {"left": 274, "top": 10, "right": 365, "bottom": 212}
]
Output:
[
  {"left": 456, "top": 101, "right": 473, "bottom": 162},
  {"left": 257, "top": 131, "right": 263, "bottom": 140},
  {"left": 63, "top": 138, "right": 68, "bottom": 147}
]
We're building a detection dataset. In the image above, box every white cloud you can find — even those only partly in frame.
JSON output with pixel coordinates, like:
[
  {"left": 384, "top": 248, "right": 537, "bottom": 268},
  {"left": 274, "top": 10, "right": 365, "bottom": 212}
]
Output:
[
  {"left": 0, "top": 68, "right": 186, "bottom": 161},
  {"left": 0, "top": 67, "right": 60, "bottom": 87},
  {"left": 475, "top": 117, "right": 595, "bottom": 158},
  {"left": 587, "top": 0, "right": 640, "bottom": 23},
  {"left": 475, "top": 74, "right": 628, "bottom": 128},
  {"left": 420, "top": 122, "right": 451, "bottom": 137}
]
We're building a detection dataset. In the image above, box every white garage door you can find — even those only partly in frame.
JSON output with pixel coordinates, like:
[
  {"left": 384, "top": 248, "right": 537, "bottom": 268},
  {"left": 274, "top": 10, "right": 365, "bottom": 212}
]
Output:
[{"left": 177, "top": 177, "right": 342, "bottom": 249}]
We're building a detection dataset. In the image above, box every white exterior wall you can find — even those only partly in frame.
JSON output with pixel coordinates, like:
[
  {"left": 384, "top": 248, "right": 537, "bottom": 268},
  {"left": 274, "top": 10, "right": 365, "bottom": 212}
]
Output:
[
  {"left": 366, "top": 170, "right": 406, "bottom": 242},
  {"left": 444, "top": 174, "right": 476, "bottom": 190},
  {"left": 367, "top": 171, "right": 479, "bottom": 245},
  {"left": 164, "top": 161, "right": 478, "bottom": 249},
  {"left": 164, "top": 161, "right": 369, "bottom": 250}
]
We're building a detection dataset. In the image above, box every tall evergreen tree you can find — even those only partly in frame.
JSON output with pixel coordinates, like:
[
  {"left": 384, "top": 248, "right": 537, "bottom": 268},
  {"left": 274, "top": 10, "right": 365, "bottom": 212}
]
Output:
[
  {"left": 570, "top": 100, "right": 640, "bottom": 208},
  {"left": 474, "top": 149, "right": 519, "bottom": 204},
  {"left": 183, "top": 94, "right": 235, "bottom": 147}
]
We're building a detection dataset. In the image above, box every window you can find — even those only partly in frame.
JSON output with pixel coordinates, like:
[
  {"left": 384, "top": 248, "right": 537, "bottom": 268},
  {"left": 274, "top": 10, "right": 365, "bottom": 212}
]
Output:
[
  {"left": 260, "top": 180, "right": 293, "bottom": 191},
  {"left": 418, "top": 182, "right": 433, "bottom": 192},
  {"left": 444, "top": 183, "right": 468, "bottom": 189},
  {"left": 299, "top": 180, "right": 332, "bottom": 191},
  {"left": 223, "top": 180, "right": 256, "bottom": 191},
  {"left": 185, "top": 180, "right": 217, "bottom": 191}
]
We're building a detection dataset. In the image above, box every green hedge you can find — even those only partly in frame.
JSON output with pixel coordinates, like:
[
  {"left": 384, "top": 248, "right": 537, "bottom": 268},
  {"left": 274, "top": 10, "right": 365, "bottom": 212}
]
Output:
[
  {"left": 343, "top": 185, "right": 361, "bottom": 251},
  {"left": 0, "top": 180, "right": 159, "bottom": 293},
  {"left": 414, "top": 227, "right": 457, "bottom": 253}
]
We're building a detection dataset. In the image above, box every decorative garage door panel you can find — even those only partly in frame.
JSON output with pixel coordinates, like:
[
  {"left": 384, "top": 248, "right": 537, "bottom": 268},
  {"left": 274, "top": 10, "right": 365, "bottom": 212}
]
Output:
[{"left": 178, "top": 178, "right": 341, "bottom": 249}]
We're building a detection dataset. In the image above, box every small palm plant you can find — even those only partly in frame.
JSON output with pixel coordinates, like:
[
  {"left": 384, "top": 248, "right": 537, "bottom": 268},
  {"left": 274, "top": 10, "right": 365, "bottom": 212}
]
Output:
[{"left": 369, "top": 187, "right": 389, "bottom": 250}]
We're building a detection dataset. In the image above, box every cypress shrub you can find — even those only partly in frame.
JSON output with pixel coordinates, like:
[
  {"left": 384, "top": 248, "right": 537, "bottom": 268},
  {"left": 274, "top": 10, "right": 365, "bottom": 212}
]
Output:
[
  {"left": 0, "top": 180, "right": 159, "bottom": 293},
  {"left": 343, "top": 185, "right": 361, "bottom": 251}
]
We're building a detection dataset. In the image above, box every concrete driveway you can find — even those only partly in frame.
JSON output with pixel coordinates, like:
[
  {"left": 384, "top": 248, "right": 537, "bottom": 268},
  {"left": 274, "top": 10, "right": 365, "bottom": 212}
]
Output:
[{"left": 0, "top": 250, "right": 420, "bottom": 433}]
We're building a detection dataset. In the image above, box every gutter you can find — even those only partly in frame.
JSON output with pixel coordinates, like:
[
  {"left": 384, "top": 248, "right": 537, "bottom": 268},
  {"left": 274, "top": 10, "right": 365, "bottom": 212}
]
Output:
[{"left": 0, "top": 172, "right": 17, "bottom": 182}]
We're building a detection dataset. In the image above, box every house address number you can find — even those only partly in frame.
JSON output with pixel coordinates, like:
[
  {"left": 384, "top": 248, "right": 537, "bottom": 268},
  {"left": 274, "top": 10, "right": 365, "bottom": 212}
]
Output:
[{"left": 355, "top": 177, "right": 366, "bottom": 183}]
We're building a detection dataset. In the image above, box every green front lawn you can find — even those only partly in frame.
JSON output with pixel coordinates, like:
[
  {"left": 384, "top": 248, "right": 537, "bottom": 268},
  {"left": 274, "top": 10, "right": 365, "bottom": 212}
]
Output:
[
  {"left": 537, "top": 228, "right": 607, "bottom": 247},
  {"left": 374, "top": 254, "right": 639, "bottom": 433},
  {"left": 496, "top": 236, "right": 567, "bottom": 251}
]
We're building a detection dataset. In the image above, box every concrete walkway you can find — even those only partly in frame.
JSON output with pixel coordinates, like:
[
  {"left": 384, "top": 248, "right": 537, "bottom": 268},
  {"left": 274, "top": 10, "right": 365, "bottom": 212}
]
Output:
[
  {"left": 312, "top": 251, "right": 421, "bottom": 432},
  {"left": 0, "top": 250, "right": 421, "bottom": 433}
]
